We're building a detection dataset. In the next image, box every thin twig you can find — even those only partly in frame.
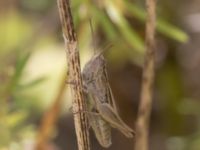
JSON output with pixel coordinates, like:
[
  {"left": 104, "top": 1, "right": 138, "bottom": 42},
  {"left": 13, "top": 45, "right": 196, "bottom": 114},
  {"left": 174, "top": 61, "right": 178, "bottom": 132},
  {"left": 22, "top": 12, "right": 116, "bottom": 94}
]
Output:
[
  {"left": 134, "top": 0, "right": 156, "bottom": 150},
  {"left": 57, "top": 0, "right": 90, "bottom": 150}
]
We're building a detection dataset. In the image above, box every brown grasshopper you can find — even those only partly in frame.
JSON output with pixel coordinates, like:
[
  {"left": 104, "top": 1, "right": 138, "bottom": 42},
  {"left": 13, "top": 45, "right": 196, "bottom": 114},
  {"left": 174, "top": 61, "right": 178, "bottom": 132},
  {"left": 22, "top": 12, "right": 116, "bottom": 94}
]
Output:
[{"left": 82, "top": 49, "right": 135, "bottom": 148}]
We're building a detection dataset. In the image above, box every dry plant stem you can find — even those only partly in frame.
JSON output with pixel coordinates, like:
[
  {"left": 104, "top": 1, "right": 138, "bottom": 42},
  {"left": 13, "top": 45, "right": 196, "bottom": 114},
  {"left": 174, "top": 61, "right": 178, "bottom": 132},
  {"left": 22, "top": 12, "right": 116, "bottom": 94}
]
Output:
[
  {"left": 57, "top": 0, "right": 90, "bottom": 150},
  {"left": 134, "top": 0, "right": 156, "bottom": 150},
  {"left": 36, "top": 75, "right": 67, "bottom": 150}
]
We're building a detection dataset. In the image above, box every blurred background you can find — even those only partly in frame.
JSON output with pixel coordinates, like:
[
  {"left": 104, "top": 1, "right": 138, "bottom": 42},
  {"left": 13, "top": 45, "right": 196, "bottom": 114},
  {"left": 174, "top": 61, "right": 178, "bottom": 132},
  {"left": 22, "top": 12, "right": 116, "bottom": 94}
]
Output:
[{"left": 0, "top": 0, "right": 200, "bottom": 150}]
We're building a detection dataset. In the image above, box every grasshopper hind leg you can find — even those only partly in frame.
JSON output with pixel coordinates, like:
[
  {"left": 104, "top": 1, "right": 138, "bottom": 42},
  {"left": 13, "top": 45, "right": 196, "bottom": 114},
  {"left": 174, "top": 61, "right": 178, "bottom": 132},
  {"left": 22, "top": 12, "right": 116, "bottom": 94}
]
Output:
[{"left": 88, "top": 112, "right": 112, "bottom": 148}]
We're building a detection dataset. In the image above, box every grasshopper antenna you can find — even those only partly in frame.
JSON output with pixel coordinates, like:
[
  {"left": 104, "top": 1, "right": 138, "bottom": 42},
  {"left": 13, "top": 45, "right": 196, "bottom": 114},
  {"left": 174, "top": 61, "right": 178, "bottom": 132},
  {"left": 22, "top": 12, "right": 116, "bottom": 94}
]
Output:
[
  {"left": 89, "top": 18, "right": 97, "bottom": 55},
  {"left": 89, "top": 19, "right": 113, "bottom": 57}
]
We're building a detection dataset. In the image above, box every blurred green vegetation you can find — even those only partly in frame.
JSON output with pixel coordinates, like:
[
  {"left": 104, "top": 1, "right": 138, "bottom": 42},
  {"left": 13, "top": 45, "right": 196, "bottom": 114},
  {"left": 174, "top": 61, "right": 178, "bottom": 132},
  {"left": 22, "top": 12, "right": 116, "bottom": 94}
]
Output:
[{"left": 1, "top": 0, "right": 200, "bottom": 150}]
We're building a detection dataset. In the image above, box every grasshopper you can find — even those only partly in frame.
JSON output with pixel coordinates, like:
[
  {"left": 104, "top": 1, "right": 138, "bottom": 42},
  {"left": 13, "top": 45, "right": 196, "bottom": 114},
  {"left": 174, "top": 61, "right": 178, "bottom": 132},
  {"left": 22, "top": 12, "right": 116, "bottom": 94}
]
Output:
[
  {"left": 82, "top": 49, "right": 112, "bottom": 148},
  {"left": 82, "top": 49, "right": 135, "bottom": 148}
]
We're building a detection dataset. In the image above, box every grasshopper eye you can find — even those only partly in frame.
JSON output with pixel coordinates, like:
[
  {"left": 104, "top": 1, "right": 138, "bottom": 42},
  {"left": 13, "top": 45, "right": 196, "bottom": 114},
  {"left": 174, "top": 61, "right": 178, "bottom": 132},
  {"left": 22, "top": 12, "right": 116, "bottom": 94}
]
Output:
[{"left": 82, "top": 73, "right": 92, "bottom": 83}]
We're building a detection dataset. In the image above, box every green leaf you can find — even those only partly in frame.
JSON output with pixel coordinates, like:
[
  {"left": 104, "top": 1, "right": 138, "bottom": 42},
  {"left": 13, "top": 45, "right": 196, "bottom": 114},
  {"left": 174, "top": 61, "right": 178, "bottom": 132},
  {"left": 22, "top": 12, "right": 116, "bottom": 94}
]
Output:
[
  {"left": 125, "top": 1, "right": 189, "bottom": 43},
  {"left": 16, "top": 76, "right": 47, "bottom": 91},
  {"left": 8, "top": 52, "right": 31, "bottom": 92},
  {"left": 105, "top": 0, "right": 145, "bottom": 53},
  {"left": 93, "top": 7, "right": 118, "bottom": 40}
]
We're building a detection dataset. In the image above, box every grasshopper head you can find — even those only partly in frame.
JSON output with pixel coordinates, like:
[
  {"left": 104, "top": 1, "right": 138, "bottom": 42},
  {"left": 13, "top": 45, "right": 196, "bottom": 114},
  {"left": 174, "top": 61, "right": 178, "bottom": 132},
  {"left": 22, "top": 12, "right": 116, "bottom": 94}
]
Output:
[{"left": 82, "top": 52, "right": 106, "bottom": 84}]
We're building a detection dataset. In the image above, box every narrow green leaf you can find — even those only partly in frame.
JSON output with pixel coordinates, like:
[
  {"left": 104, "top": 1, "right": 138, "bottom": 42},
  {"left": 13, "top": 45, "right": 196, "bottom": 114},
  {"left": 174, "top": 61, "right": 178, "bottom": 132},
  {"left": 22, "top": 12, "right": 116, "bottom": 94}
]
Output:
[
  {"left": 125, "top": 1, "right": 189, "bottom": 43},
  {"left": 105, "top": 1, "right": 144, "bottom": 53},
  {"left": 93, "top": 7, "right": 118, "bottom": 40},
  {"left": 17, "top": 76, "right": 47, "bottom": 90},
  {"left": 8, "top": 52, "right": 31, "bottom": 92}
]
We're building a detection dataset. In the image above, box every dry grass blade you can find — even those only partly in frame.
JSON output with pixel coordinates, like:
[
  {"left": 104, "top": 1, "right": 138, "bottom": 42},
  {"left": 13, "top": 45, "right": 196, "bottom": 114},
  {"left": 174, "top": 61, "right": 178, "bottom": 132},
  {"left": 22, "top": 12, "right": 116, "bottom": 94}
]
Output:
[{"left": 134, "top": 0, "right": 157, "bottom": 150}]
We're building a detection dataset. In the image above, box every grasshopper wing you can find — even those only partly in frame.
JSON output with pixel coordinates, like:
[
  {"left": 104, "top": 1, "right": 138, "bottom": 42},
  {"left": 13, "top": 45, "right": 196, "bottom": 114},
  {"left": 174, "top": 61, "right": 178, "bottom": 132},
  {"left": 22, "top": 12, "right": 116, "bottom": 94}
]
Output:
[
  {"left": 87, "top": 112, "right": 112, "bottom": 148},
  {"left": 96, "top": 101, "right": 135, "bottom": 138}
]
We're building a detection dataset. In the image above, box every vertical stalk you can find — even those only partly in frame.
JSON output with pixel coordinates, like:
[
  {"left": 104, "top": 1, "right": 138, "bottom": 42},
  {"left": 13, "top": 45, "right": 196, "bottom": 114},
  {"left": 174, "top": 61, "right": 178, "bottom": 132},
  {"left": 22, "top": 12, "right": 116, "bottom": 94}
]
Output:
[
  {"left": 36, "top": 75, "right": 67, "bottom": 150},
  {"left": 57, "top": 0, "right": 90, "bottom": 150},
  {"left": 134, "top": 0, "right": 156, "bottom": 150}
]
